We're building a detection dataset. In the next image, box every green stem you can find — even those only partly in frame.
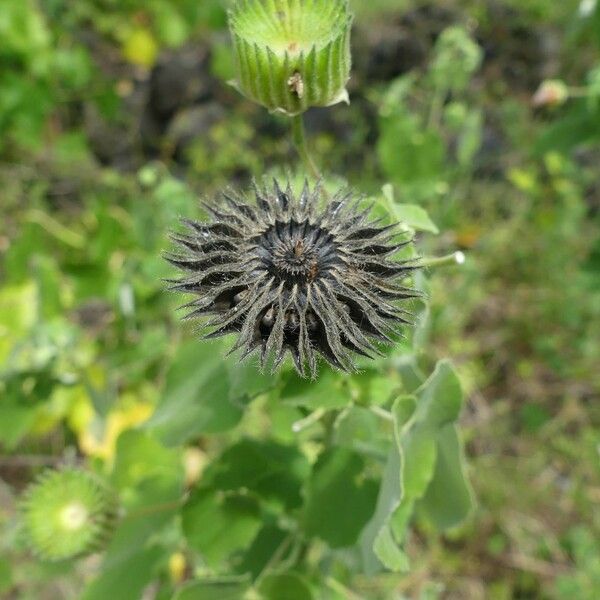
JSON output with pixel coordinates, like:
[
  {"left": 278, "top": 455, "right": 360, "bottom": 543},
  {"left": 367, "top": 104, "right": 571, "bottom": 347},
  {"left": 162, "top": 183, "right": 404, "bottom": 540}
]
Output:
[
  {"left": 420, "top": 251, "right": 466, "bottom": 269},
  {"left": 125, "top": 497, "right": 186, "bottom": 519},
  {"left": 325, "top": 577, "right": 364, "bottom": 600},
  {"left": 26, "top": 209, "right": 85, "bottom": 249},
  {"left": 370, "top": 406, "right": 394, "bottom": 422},
  {"left": 291, "top": 114, "right": 321, "bottom": 180},
  {"left": 292, "top": 408, "right": 326, "bottom": 433}
]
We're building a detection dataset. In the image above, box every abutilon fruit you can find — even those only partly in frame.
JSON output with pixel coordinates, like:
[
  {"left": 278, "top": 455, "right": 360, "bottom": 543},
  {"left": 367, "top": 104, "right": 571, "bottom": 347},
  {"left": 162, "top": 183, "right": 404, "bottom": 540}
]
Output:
[
  {"left": 20, "top": 468, "right": 118, "bottom": 561},
  {"left": 168, "top": 180, "right": 418, "bottom": 378},
  {"left": 228, "top": 0, "right": 353, "bottom": 115}
]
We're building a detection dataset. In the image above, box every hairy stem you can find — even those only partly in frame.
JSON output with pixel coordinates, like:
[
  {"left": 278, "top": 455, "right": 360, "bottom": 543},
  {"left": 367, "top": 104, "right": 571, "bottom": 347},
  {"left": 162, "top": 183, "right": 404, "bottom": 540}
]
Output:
[
  {"left": 421, "top": 251, "right": 466, "bottom": 269},
  {"left": 291, "top": 114, "right": 321, "bottom": 180}
]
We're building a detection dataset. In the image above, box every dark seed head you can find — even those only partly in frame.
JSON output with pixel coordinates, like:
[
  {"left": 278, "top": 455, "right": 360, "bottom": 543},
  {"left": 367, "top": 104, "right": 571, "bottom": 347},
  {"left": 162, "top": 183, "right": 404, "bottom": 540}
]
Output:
[{"left": 167, "top": 179, "right": 419, "bottom": 378}]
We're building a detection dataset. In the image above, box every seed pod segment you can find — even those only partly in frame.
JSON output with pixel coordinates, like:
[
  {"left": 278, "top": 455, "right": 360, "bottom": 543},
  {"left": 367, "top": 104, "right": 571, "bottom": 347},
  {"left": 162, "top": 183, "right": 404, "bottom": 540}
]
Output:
[
  {"left": 228, "top": 0, "right": 353, "bottom": 116},
  {"left": 20, "top": 468, "right": 118, "bottom": 561},
  {"left": 167, "top": 180, "right": 418, "bottom": 378}
]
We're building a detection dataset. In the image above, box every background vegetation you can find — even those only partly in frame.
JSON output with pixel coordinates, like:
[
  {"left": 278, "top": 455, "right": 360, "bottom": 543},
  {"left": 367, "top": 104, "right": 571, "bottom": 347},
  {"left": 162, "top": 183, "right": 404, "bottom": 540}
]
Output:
[{"left": 1, "top": 0, "right": 599, "bottom": 598}]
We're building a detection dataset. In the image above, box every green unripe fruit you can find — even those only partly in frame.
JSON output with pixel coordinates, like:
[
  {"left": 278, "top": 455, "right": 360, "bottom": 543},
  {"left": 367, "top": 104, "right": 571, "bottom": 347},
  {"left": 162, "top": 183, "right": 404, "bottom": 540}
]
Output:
[
  {"left": 20, "top": 468, "right": 118, "bottom": 561},
  {"left": 229, "top": 0, "right": 353, "bottom": 116}
]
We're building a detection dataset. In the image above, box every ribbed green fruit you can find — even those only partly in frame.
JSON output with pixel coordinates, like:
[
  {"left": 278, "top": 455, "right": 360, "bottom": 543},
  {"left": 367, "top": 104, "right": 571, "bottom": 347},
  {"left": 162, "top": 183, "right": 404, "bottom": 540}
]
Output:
[
  {"left": 229, "top": 0, "right": 353, "bottom": 115},
  {"left": 20, "top": 468, "right": 118, "bottom": 561}
]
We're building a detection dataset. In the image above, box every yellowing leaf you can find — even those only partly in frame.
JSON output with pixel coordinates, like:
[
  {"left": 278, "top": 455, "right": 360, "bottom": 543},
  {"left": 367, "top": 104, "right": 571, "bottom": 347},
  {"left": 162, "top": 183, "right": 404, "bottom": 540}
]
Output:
[
  {"left": 168, "top": 552, "right": 186, "bottom": 585},
  {"left": 122, "top": 28, "right": 158, "bottom": 68},
  {"left": 508, "top": 168, "right": 538, "bottom": 193},
  {"left": 75, "top": 394, "right": 154, "bottom": 463}
]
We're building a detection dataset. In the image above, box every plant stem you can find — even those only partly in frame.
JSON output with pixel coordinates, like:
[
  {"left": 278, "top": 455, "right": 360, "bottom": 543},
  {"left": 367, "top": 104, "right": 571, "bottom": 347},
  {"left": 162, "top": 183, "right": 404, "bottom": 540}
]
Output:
[
  {"left": 325, "top": 577, "right": 364, "bottom": 600},
  {"left": 125, "top": 497, "right": 186, "bottom": 519},
  {"left": 420, "top": 251, "right": 466, "bottom": 269},
  {"left": 370, "top": 406, "right": 394, "bottom": 422},
  {"left": 291, "top": 114, "right": 321, "bottom": 180},
  {"left": 292, "top": 408, "right": 326, "bottom": 433}
]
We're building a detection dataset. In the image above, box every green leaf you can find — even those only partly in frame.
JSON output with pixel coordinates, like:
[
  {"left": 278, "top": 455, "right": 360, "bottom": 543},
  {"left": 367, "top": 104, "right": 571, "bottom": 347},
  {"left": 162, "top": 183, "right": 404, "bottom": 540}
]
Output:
[
  {"left": 258, "top": 572, "right": 314, "bottom": 600},
  {"left": 333, "top": 406, "right": 389, "bottom": 457},
  {"left": 204, "top": 439, "right": 310, "bottom": 510},
  {"left": 280, "top": 369, "right": 351, "bottom": 411},
  {"left": 418, "top": 425, "right": 474, "bottom": 530},
  {"left": 182, "top": 488, "right": 262, "bottom": 568},
  {"left": 82, "top": 546, "right": 164, "bottom": 600},
  {"left": 146, "top": 341, "right": 244, "bottom": 445},
  {"left": 361, "top": 362, "right": 472, "bottom": 573},
  {"left": 393, "top": 204, "right": 439, "bottom": 234},
  {"left": 0, "top": 0, "right": 51, "bottom": 72},
  {"left": 235, "top": 525, "right": 289, "bottom": 580},
  {"left": 373, "top": 526, "right": 409, "bottom": 572},
  {"left": 111, "top": 429, "right": 183, "bottom": 490},
  {"left": 173, "top": 578, "right": 251, "bottom": 600},
  {"left": 378, "top": 111, "right": 446, "bottom": 185},
  {"left": 345, "top": 366, "right": 400, "bottom": 407},
  {"left": 87, "top": 430, "right": 185, "bottom": 599},
  {"left": 430, "top": 26, "right": 482, "bottom": 94},
  {"left": 0, "top": 402, "right": 39, "bottom": 449},
  {"left": 93, "top": 436, "right": 184, "bottom": 595},
  {"left": 152, "top": 2, "right": 189, "bottom": 47},
  {"left": 400, "top": 428, "right": 437, "bottom": 500},
  {"left": 412, "top": 361, "right": 463, "bottom": 427},
  {"left": 389, "top": 501, "right": 414, "bottom": 547},
  {"left": 226, "top": 358, "right": 276, "bottom": 401},
  {"left": 101, "top": 476, "right": 181, "bottom": 569},
  {"left": 303, "top": 448, "right": 379, "bottom": 548},
  {"left": 378, "top": 186, "right": 438, "bottom": 234},
  {"left": 379, "top": 74, "right": 416, "bottom": 115},
  {"left": 358, "top": 444, "right": 405, "bottom": 574},
  {"left": 393, "top": 395, "right": 417, "bottom": 428},
  {"left": 535, "top": 101, "right": 600, "bottom": 155},
  {"left": 393, "top": 361, "right": 471, "bottom": 542}
]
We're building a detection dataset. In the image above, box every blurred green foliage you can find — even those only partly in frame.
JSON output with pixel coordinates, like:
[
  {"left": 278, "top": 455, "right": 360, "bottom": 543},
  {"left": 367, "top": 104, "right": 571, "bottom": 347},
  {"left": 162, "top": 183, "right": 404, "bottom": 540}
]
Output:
[{"left": 1, "top": 0, "right": 599, "bottom": 599}]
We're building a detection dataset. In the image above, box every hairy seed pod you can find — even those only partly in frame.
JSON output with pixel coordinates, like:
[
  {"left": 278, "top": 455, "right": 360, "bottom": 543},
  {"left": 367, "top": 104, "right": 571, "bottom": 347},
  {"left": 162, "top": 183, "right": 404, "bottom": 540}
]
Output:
[
  {"left": 168, "top": 180, "right": 418, "bottom": 378},
  {"left": 228, "top": 0, "right": 353, "bottom": 115},
  {"left": 20, "top": 468, "right": 118, "bottom": 561}
]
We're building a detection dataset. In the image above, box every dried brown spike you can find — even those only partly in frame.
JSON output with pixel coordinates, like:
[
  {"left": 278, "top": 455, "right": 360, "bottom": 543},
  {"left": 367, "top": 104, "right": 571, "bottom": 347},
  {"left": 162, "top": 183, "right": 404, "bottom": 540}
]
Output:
[{"left": 168, "top": 180, "right": 418, "bottom": 378}]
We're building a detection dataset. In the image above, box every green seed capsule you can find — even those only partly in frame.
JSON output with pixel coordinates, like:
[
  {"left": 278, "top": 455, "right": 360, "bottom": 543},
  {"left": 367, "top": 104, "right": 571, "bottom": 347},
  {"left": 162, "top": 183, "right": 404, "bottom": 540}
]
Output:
[
  {"left": 228, "top": 0, "right": 353, "bottom": 116},
  {"left": 20, "top": 468, "right": 118, "bottom": 561}
]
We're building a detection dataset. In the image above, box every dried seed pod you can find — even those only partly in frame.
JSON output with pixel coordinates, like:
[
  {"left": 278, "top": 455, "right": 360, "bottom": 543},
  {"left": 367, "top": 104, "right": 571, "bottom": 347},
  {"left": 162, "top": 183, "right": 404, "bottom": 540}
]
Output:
[
  {"left": 167, "top": 180, "right": 418, "bottom": 378},
  {"left": 228, "top": 0, "right": 353, "bottom": 115}
]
